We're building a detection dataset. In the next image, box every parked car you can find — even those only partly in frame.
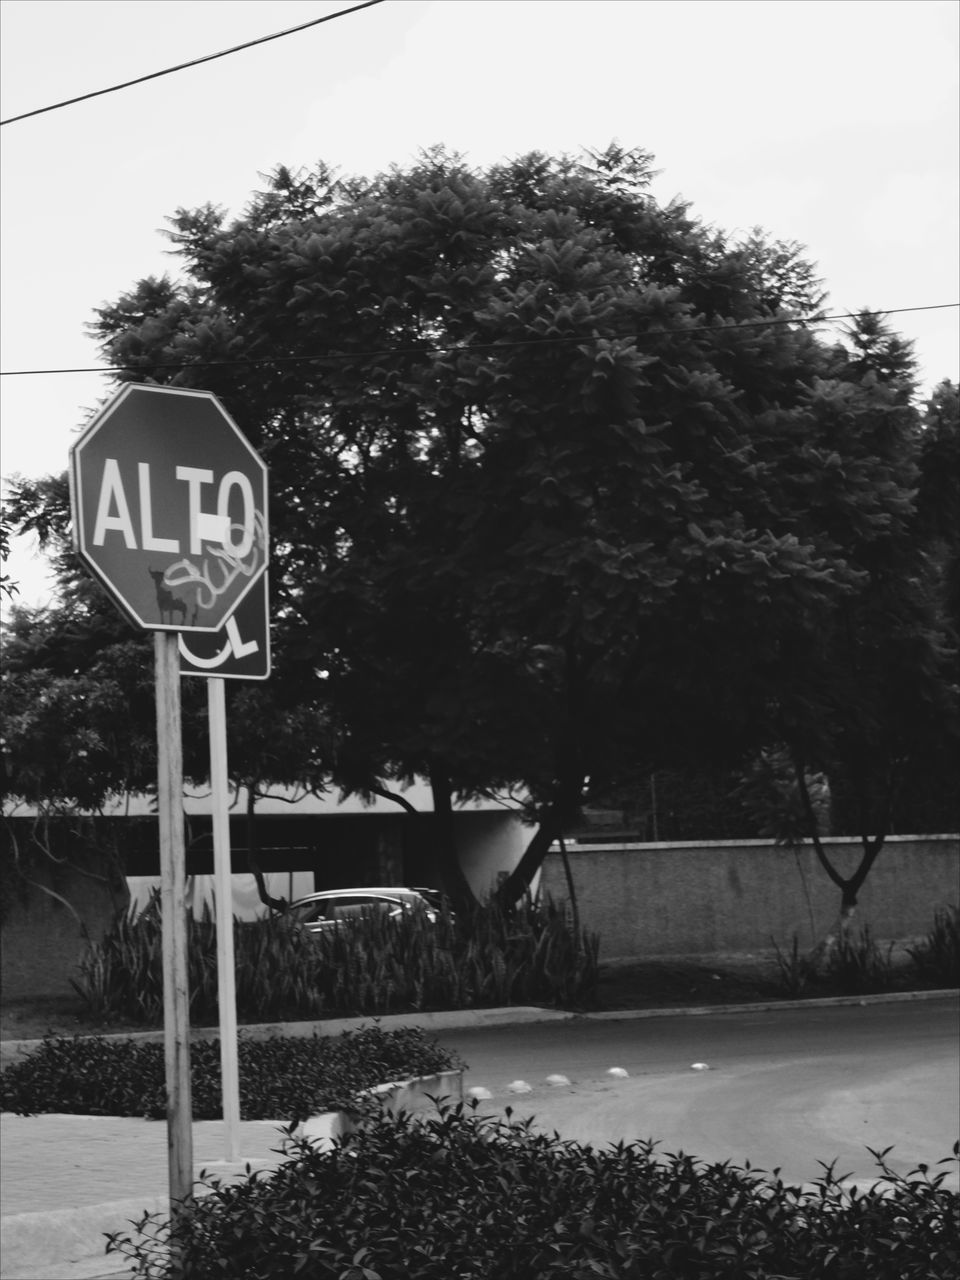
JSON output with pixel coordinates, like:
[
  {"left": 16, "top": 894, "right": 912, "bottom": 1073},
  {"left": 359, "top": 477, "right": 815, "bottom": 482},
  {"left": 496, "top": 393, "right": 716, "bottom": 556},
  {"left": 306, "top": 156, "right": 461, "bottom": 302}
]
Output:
[{"left": 287, "top": 886, "right": 445, "bottom": 936}]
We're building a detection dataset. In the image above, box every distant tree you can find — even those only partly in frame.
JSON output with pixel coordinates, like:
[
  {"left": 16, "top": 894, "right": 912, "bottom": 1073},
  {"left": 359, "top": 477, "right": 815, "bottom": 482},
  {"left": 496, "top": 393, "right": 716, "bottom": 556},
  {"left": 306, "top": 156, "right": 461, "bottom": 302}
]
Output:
[
  {"left": 728, "top": 327, "right": 960, "bottom": 947},
  {"left": 916, "top": 379, "right": 960, "bottom": 649},
  {"left": 0, "top": 479, "right": 336, "bottom": 912}
]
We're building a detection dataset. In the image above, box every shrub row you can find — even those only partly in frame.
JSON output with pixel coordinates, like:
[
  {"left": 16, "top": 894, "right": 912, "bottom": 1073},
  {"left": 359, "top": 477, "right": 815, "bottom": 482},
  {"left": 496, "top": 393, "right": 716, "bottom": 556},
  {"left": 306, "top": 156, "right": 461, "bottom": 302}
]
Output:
[
  {"left": 108, "top": 1104, "right": 960, "bottom": 1279},
  {"left": 773, "top": 907, "right": 960, "bottom": 998},
  {"left": 0, "top": 1025, "right": 462, "bottom": 1123},
  {"left": 71, "top": 895, "right": 599, "bottom": 1026}
]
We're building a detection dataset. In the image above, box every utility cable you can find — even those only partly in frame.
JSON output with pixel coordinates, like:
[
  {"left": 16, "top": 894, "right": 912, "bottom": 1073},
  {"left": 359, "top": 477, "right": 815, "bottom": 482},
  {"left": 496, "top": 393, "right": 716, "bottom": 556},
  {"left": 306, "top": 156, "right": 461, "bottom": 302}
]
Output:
[
  {"left": 0, "top": 1, "right": 387, "bottom": 127},
  {"left": 0, "top": 302, "right": 956, "bottom": 379}
]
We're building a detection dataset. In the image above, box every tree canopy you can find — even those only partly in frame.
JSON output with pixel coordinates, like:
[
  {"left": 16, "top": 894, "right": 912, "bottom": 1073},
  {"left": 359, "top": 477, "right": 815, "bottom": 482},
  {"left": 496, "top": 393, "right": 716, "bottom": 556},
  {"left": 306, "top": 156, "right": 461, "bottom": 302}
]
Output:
[{"left": 3, "top": 145, "right": 956, "bottom": 905}]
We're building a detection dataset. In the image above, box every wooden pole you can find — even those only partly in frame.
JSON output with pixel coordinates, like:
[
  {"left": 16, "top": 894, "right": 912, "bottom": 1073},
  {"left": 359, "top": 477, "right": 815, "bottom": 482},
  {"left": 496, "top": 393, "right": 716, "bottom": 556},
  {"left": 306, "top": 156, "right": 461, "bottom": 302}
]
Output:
[
  {"left": 208, "top": 676, "right": 241, "bottom": 1161},
  {"left": 155, "top": 631, "right": 194, "bottom": 1249}
]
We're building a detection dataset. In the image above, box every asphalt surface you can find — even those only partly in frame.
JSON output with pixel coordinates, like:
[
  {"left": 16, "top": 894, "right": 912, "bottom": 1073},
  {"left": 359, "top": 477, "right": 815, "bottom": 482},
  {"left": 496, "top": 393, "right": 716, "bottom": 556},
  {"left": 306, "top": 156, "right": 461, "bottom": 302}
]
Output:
[
  {"left": 436, "top": 995, "right": 960, "bottom": 1189},
  {"left": 1, "top": 991, "right": 957, "bottom": 1279}
]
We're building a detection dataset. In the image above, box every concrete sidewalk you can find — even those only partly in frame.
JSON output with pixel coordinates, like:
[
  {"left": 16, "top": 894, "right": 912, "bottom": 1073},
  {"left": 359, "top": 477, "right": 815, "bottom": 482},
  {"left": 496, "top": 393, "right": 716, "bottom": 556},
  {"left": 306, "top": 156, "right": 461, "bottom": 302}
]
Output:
[
  {"left": 1, "top": 992, "right": 951, "bottom": 1279},
  {"left": 0, "top": 1115, "right": 292, "bottom": 1279}
]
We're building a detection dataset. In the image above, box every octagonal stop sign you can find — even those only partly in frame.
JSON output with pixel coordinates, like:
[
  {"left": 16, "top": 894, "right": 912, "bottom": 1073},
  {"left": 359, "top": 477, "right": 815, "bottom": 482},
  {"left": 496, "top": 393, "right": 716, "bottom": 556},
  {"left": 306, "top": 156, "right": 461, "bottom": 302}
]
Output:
[{"left": 70, "top": 383, "right": 268, "bottom": 632}]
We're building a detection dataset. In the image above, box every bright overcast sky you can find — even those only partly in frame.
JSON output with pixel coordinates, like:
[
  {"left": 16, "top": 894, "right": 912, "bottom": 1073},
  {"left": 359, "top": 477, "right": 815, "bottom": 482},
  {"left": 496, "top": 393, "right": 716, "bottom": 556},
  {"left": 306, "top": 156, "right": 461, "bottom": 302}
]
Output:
[{"left": 1, "top": 0, "right": 958, "bottom": 605}]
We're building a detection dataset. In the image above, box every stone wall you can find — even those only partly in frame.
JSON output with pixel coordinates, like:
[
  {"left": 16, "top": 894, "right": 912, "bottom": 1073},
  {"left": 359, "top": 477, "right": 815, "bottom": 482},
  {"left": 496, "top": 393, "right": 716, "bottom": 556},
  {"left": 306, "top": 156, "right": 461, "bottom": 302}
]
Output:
[
  {"left": 540, "top": 834, "right": 960, "bottom": 959},
  {"left": 0, "top": 840, "right": 129, "bottom": 1003}
]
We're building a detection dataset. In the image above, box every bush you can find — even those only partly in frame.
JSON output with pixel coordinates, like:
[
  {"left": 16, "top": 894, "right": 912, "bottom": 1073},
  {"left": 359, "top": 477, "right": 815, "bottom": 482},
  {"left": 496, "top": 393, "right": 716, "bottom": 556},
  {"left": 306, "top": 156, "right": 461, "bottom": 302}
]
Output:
[
  {"left": 0, "top": 1025, "right": 462, "bottom": 1123},
  {"left": 107, "top": 1105, "right": 960, "bottom": 1279},
  {"left": 771, "top": 933, "right": 819, "bottom": 998},
  {"left": 71, "top": 893, "right": 599, "bottom": 1026},
  {"left": 826, "top": 925, "right": 897, "bottom": 994},
  {"left": 774, "top": 910, "right": 960, "bottom": 998},
  {"left": 908, "top": 906, "right": 960, "bottom": 987}
]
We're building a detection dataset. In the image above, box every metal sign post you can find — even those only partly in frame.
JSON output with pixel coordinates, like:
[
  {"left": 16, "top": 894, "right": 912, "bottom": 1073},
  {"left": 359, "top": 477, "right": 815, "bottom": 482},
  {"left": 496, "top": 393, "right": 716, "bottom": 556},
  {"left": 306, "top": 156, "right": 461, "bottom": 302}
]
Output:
[
  {"left": 181, "top": 573, "right": 270, "bottom": 1161},
  {"left": 207, "top": 676, "right": 241, "bottom": 1162},
  {"left": 154, "top": 631, "right": 194, "bottom": 1234}
]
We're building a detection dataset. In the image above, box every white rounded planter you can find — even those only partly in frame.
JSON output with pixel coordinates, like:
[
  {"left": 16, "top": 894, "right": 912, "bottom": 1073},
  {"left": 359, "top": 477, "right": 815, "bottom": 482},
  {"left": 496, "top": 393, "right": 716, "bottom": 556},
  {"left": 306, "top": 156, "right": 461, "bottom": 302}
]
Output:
[{"left": 296, "top": 1069, "right": 465, "bottom": 1149}]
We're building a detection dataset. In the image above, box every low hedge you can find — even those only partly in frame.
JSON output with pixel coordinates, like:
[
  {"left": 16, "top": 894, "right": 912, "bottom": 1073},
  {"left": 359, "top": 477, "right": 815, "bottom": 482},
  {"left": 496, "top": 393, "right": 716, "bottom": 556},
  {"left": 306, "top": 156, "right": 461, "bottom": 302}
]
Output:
[
  {"left": 108, "top": 1104, "right": 960, "bottom": 1279},
  {"left": 0, "top": 1025, "right": 462, "bottom": 1123}
]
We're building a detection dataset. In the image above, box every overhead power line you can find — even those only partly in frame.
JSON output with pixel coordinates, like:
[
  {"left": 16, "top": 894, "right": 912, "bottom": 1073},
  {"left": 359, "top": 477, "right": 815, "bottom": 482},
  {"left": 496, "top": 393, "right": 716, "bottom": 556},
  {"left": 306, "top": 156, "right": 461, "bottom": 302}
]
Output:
[
  {"left": 0, "top": 1, "right": 387, "bottom": 126},
  {"left": 0, "top": 302, "right": 956, "bottom": 379}
]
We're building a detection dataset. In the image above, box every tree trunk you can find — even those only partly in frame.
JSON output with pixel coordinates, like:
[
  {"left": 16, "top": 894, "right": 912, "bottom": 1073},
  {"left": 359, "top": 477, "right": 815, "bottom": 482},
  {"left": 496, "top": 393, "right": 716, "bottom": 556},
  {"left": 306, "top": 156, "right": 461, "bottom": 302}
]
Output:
[
  {"left": 428, "top": 762, "right": 476, "bottom": 910},
  {"left": 808, "top": 882, "right": 859, "bottom": 970},
  {"left": 494, "top": 810, "right": 563, "bottom": 908},
  {"left": 368, "top": 784, "right": 419, "bottom": 815},
  {"left": 792, "top": 751, "right": 887, "bottom": 969},
  {"left": 557, "top": 833, "right": 580, "bottom": 939},
  {"left": 244, "top": 784, "right": 287, "bottom": 913}
]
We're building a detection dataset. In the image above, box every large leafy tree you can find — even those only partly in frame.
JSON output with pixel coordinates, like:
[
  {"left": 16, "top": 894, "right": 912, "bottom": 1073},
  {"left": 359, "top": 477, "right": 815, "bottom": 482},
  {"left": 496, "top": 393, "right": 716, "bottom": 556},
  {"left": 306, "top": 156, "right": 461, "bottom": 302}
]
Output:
[
  {"left": 731, "top": 334, "right": 959, "bottom": 942},
  {"left": 6, "top": 146, "right": 954, "bottom": 911}
]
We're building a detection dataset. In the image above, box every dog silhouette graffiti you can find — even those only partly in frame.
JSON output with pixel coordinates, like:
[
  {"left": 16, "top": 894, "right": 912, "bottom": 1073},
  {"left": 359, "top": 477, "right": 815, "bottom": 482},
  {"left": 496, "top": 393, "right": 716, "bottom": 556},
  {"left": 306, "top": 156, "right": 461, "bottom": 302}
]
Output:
[{"left": 148, "top": 567, "right": 191, "bottom": 625}]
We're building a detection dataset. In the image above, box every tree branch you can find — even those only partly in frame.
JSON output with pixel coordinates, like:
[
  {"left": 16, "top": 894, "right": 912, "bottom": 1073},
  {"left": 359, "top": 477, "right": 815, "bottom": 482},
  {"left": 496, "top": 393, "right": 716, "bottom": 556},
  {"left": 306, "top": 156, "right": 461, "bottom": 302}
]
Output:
[
  {"left": 790, "top": 747, "right": 847, "bottom": 893},
  {"left": 367, "top": 784, "right": 419, "bottom": 815}
]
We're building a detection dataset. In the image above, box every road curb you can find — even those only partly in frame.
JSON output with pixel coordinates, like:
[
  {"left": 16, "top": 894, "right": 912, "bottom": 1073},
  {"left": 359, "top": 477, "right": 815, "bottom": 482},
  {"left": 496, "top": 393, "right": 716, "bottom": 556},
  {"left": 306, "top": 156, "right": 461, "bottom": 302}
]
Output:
[
  {"left": 0, "top": 1006, "right": 570, "bottom": 1068},
  {"left": 2, "top": 991, "right": 956, "bottom": 1068},
  {"left": 578, "top": 988, "right": 959, "bottom": 1021}
]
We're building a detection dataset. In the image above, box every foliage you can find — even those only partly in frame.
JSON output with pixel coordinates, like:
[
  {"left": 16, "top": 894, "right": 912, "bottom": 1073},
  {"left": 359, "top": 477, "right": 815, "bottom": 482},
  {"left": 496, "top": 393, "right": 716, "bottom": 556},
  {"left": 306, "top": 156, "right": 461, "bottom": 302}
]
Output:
[
  {"left": 772, "top": 911, "right": 960, "bottom": 997},
  {"left": 731, "top": 748, "right": 832, "bottom": 846},
  {"left": 770, "top": 933, "right": 820, "bottom": 999},
  {"left": 0, "top": 1025, "right": 461, "bottom": 1124},
  {"left": 824, "top": 926, "right": 897, "bottom": 993},
  {"left": 70, "top": 892, "right": 599, "bottom": 1025},
  {"left": 0, "top": 497, "right": 18, "bottom": 602},
  {"left": 908, "top": 906, "right": 960, "bottom": 988},
  {"left": 106, "top": 1104, "right": 960, "bottom": 1279},
  {"left": 0, "top": 476, "right": 334, "bottom": 911},
  {"left": 4, "top": 147, "right": 957, "bottom": 905},
  {"left": 0, "top": 602, "right": 159, "bottom": 810},
  {"left": 0, "top": 591, "right": 332, "bottom": 821}
]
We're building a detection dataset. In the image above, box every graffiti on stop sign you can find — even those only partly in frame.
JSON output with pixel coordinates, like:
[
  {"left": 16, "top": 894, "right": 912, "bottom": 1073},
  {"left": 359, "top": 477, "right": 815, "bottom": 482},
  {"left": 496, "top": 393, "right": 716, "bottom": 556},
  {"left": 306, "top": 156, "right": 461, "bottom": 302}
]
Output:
[{"left": 160, "top": 512, "right": 266, "bottom": 618}]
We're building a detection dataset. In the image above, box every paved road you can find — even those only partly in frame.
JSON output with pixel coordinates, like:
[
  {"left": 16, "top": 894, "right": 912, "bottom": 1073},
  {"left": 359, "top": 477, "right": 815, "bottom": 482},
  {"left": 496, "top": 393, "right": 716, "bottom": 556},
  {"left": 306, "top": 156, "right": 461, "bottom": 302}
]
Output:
[
  {"left": 436, "top": 995, "right": 960, "bottom": 1189},
  {"left": 2, "top": 996, "right": 956, "bottom": 1278}
]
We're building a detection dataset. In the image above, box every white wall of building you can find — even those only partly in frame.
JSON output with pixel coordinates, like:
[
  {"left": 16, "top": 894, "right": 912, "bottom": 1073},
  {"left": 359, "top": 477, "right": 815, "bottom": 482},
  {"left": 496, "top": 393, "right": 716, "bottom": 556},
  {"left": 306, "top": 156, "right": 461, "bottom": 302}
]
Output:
[
  {"left": 456, "top": 811, "right": 532, "bottom": 900},
  {"left": 127, "top": 871, "right": 314, "bottom": 920}
]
